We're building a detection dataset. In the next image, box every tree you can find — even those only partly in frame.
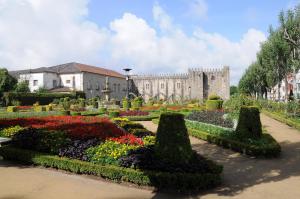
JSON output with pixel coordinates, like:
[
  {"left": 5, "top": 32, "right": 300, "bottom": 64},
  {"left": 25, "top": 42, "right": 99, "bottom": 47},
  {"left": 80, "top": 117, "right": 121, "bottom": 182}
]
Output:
[
  {"left": 230, "top": 86, "right": 238, "bottom": 96},
  {"left": 0, "top": 68, "right": 17, "bottom": 96},
  {"left": 14, "top": 81, "right": 30, "bottom": 93}
]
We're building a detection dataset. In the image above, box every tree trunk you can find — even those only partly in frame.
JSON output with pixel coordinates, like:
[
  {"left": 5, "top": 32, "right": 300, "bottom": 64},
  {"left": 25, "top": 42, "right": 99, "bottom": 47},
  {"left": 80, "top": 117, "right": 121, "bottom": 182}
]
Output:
[{"left": 284, "top": 76, "right": 289, "bottom": 102}]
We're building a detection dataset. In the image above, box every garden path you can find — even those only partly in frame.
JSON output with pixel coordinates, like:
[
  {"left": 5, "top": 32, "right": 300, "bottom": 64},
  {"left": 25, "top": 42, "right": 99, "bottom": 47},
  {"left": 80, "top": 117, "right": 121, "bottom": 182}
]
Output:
[{"left": 0, "top": 114, "right": 300, "bottom": 199}]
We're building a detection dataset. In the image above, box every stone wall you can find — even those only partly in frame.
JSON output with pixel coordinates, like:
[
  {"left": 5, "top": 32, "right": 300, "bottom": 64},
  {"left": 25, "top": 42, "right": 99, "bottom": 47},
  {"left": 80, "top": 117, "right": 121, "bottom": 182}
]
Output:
[{"left": 132, "top": 66, "right": 230, "bottom": 102}]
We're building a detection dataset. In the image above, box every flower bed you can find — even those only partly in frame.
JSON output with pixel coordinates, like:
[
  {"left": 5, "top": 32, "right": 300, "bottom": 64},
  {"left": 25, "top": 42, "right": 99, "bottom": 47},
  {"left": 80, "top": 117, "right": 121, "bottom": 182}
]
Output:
[
  {"left": 0, "top": 114, "right": 222, "bottom": 191},
  {"left": 186, "top": 111, "right": 234, "bottom": 128},
  {"left": 185, "top": 120, "right": 281, "bottom": 158},
  {"left": 0, "top": 116, "right": 125, "bottom": 139}
]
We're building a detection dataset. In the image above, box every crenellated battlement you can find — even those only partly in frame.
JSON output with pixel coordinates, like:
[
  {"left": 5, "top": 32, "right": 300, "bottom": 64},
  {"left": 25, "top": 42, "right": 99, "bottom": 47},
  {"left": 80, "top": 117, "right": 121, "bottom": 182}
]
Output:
[{"left": 132, "top": 73, "right": 188, "bottom": 79}]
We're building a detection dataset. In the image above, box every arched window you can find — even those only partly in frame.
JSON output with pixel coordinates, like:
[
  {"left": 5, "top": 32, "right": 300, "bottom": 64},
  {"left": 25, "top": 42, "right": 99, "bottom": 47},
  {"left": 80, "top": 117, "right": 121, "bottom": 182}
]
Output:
[
  {"left": 211, "top": 75, "right": 215, "bottom": 80},
  {"left": 161, "top": 83, "right": 164, "bottom": 89}
]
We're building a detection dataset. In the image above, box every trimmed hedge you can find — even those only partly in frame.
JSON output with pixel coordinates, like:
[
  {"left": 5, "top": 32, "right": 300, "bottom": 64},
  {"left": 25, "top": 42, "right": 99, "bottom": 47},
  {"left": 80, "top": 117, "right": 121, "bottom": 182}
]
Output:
[
  {"left": 109, "top": 111, "right": 120, "bottom": 118},
  {"left": 236, "top": 106, "right": 262, "bottom": 139},
  {"left": 185, "top": 120, "right": 281, "bottom": 158},
  {"left": 262, "top": 110, "right": 300, "bottom": 131},
  {"left": 3, "top": 91, "right": 85, "bottom": 106},
  {"left": 34, "top": 106, "right": 46, "bottom": 112},
  {"left": 0, "top": 146, "right": 222, "bottom": 192},
  {"left": 7, "top": 106, "right": 17, "bottom": 112},
  {"left": 206, "top": 100, "right": 223, "bottom": 111},
  {"left": 155, "top": 113, "right": 193, "bottom": 163}
]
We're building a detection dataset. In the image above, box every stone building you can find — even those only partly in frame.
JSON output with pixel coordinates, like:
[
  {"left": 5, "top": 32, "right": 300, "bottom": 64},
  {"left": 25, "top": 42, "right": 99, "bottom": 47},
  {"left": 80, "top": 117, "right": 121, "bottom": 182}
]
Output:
[
  {"left": 131, "top": 66, "right": 230, "bottom": 102},
  {"left": 10, "top": 62, "right": 127, "bottom": 100}
]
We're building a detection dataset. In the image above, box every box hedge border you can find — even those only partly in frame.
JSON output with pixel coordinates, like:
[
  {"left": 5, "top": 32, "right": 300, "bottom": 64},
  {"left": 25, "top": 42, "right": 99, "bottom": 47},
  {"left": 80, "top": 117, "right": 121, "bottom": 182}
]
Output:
[
  {"left": 3, "top": 91, "right": 85, "bottom": 106},
  {"left": 152, "top": 119, "right": 281, "bottom": 158},
  {"left": 0, "top": 146, "right": 222, "bottom": 192},
  {"left": 185, "top": 120, "right": 281, "bottom": 158},
  {"left": 262, "top": 110, "right": 300, "bottom": 131}
]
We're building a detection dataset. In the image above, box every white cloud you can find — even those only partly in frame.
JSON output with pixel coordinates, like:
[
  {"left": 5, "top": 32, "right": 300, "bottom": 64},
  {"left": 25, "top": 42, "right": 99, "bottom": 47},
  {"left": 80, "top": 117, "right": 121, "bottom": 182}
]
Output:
[
  {"left": 0, "top": 0, "right": 266, "bottom": 84},
  {"left": 187, "top": 0, "right": 208, "bottom": 20}
]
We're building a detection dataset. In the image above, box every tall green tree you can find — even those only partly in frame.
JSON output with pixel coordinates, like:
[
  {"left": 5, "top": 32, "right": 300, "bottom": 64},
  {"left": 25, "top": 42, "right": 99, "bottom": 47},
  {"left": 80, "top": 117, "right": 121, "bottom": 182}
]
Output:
[
  {"left": 0, "top": 68, "right": 17, "bottom": 96},
  {"left": 14, "top": 81, "right": 30, "bottom": 93}
]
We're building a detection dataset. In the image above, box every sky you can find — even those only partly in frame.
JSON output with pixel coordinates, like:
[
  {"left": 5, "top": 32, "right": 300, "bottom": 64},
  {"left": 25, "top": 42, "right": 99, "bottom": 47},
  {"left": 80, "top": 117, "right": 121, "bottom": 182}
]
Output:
[{"left": 0, "top": 0, "right": 299, "bottom": 85}]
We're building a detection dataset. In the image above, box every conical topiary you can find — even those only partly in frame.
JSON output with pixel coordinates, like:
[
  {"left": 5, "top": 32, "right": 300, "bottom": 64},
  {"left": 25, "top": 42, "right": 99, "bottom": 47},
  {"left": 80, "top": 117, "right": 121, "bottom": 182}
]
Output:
[
  {"left": 154, "top": 112, "right": 193, "bottom": 163},
  {"left": 236, "top": 106, "right": 262, "bottom": 140}
]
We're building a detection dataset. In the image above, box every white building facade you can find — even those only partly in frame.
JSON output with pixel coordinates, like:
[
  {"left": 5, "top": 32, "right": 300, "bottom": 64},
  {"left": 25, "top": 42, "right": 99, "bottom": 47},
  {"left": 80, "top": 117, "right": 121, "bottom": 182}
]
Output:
[{"left": 11, "top": 62, "right": 127, "bottom": 100}]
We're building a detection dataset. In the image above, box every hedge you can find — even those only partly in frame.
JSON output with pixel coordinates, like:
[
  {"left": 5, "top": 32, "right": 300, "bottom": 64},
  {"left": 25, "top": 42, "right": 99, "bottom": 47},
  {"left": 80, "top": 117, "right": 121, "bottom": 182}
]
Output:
[
  {"left": 0, "top": 146, "right": 222, "bottom": 192},
  {"left": 262, "top": 110, "right": 300, "bottom": 131},
  {"left": 185, "top": 120, "right": 281, "bottom": 158},
  {"left": 206, "top": 100, "right": 223, "bottom": 111},
  {"left": 3, "top": 91, "right": 85, "bottom": 106}
]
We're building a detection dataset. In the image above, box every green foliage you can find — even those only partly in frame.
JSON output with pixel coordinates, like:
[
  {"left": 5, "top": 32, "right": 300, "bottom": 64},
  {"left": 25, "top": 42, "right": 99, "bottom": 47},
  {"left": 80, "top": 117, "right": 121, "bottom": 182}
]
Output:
[
  {"left": 7, "top": 106, "right": 17, "bottom": 112},
  {"left": 223, "top": 94, "right": 254, "bottom": 118},
  {"left": 142, "top": 136, "right": 156, "bottom": 146},
  {"left": 122, "top": 98, "right": 131, "bottom": 109},
  {"left": 206, "top": 100, "right": 223, "bottom": 110},
  {"left": 262, "top": 110, "right": 300, "bottom": 131},
  {"left": 0, "top": 68, "right": 17, "bottom": 97},
  {"left": 36, "top": 87, "right": 49, "bottom": 93},
  {"left": 14, "top": 81, "right": 30, "bottom": 93},
  {"left": 45, "top": 104, "right": 53, "bottom": 111},
  {"left": 208, "top": 94, "right": 221, "bottom": 100},
  {"left": 0, "top": 111, "right": 62, "bottom": 119},
  {"left": 34, "top": 105, "right": 46, "bottom": 112},
  {"left": 70, "top": 111, "right": 81, "bottom": 116},
  {"left": 188, "top": 128, "right": 281, "bottom": 158},
  {"left": 0, "top": 146, "right": 222, "bottom": 192},
  {"left": 11, "top": 100, "right": 21, "bottom": 106},
  {"left": 0, "top": 125, "right": 26, "bottom": 137},
  {"left": 36, "top": 131, "right": 70, "bottom": 154},
  {"left": 236, "top": 106, "right": 262, "bottom": 140},
  {"left": 86, "top": 141, "right": 140, "bottom": 165},
  {"left": 60, "top": 110, "right": 71, "bottom": 116},
  {"left": 3, "top": 91, "right": 85, "bottom": 106},
  {"left": 61, "top": 97, "right": 71, "bottom": 111},
  {"left": 155, "top": 112, "right": 193, "bottom": 163},
  {"left": 125, "top": 115, "right": 159, "bottom": 121},
  {"left": 108, "top": 111, "right": 120, "bottom": 118},
  {"left": 131, "top": 96, "right": 143, "bottom": 110},
  {"left": 230, "top": 86, "right": 238, "bottom": 96}
]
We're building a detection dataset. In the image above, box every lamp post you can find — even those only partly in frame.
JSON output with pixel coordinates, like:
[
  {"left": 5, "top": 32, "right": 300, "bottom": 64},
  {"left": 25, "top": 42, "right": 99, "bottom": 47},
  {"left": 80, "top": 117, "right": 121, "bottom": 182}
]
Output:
[{"left": 123, "top": 68, "right": 132, "bottom": 99}]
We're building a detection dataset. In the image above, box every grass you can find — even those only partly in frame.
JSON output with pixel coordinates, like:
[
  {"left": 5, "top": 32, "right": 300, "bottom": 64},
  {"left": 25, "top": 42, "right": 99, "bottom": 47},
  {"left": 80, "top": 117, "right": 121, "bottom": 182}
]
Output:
[{"left": 0, "top": 111, "right": 63, "bottom": 119}]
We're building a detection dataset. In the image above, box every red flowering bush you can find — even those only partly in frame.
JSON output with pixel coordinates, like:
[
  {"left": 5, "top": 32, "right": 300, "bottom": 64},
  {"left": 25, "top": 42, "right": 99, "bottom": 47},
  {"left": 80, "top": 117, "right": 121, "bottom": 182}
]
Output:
[
  {"left": 119, "top": 111, "right": 149, "bottom": 117},
  {"left": 110, "top": 134, "right": 144, "bottom": 146},
  {"left": 0, "top": 116, "right": 125, "bottom": 139}
]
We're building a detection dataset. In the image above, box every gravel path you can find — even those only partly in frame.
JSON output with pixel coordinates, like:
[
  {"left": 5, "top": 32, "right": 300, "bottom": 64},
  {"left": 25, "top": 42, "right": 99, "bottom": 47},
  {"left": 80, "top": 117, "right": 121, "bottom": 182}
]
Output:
[{"left": 1, "top": 114, "right": 300, "bottom": 199}]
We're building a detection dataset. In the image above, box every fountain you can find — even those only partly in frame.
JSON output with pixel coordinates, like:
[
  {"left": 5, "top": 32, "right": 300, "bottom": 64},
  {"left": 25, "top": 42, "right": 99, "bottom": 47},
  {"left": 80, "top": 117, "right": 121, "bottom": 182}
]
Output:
[{"left": 101, "top": 76, "right": 112, "bottom": 102}]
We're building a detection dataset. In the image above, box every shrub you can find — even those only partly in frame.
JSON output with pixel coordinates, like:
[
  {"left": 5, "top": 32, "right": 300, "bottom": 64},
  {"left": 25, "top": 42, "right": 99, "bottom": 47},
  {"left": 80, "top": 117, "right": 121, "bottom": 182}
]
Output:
[
  {"left": 3, "top": 91, "right": 85, "bottom": 106},
  {"left": 0, "top": 125, "right": 26, "bottom": 137},
  {"left": 99, "top": 107, "right": 107, "bottom": 114},
  {"left": 7, "top": 106, "right": 17, "bottom": 112},
  {"left": 11, "top": 100, "right": 21, "bottom": 106},
  {"left": 208, "top": 94, "right": 221, "bottom": 100},
  {"left": 86, "top": 141, "right": 140, "bottom": 165},
  {"left": 46, "top": 104, "right": 53, "bottom": 111},
  {"left": 58, "top": 138, "right": 101, "bottom": 161},
  {"left": 60, "top": 110, "right": 71, "bottom": 115},
  {"left": 130, "top": 128, "right": 153, "bottom": 138},
  {"left": 109, "top": 111, "right": 120, "bottom": 118},
  {"left": 186, "top": 111, "right": 234, "bottom": 128},
  {"left": 70, "top": 111, "right": 81, "bottom": 116},
  {"left": 142, "top": 136, "right": 156, "bottom": 146},
  {"left": 34, "top": 105, "right": 46, "bottom": 112},
  {"left": 119, "top": 110, "right": 149, "bottom": 117},
  {"left": 223, "top": 94, "right": 253, "bottom": 117},
  {"left": 236, "top": 106, "right": 262, "bottom": 140},
  {"left": 11, "top": 128, "right": 42, "bottom": 150},
  {"left": 155, "top": 112, "right": 193, "bottom": 163},
  {"left": 36, "top": 130, "right": 70, "bottom": 154},
  {"left": 122, "top": 98, "right": 131, "bottom": 110},
  {"left": 206, "top": 100, "right": 223, "bottom": 111}
]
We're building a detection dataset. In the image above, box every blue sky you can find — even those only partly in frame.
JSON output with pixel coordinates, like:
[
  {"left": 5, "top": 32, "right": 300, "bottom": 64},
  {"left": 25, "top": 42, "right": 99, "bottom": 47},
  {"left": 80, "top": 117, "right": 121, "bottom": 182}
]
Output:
[
  {"left": 0, "top": 0, "right": 298, "bottom": 85},
  {"left": 87, "top": 0, "right": 295, "bottom": 41}
]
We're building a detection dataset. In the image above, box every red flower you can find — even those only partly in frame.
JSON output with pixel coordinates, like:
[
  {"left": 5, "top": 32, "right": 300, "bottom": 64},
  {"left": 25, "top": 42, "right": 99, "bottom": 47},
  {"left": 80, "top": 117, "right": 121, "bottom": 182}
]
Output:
[
  {"left": 119, "top": 111, "right": 149, "bottom": 116},
  {"left": 0, "top": 116, "right": 126, "bottom": 140},
  {"left": 110, "top": 134, "right": 144, "bottom": 145}
]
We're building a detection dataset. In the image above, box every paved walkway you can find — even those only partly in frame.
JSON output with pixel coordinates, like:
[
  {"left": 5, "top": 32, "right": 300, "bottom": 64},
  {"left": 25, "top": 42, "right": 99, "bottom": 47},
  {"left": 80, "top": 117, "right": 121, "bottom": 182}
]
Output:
[{"left": 1, "top": 114, "right": 300, "bottom": 199}]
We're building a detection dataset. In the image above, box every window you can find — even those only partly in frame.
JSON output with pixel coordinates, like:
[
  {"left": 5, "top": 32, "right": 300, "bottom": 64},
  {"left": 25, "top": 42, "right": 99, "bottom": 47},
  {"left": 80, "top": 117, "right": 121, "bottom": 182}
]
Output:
[
  {"left": 72, "top": 76, "right": 75, "bottom": 88},
  {"left": 146, "top": 83, "right": 149, "bottom": 89},
  {"left": 161, "top": 83, "right": 164, "bottom": 89},
  {"left": 66, "top": 80, "right": 71, "bottom": 84},
  {"left": 118, "top": 84, "right": 120, "bottom": 92},
  {"left": 33, "top": 80, "right": 38, "bottom": 86},
  {"left": 87, "top": 81, "right": 92, "bottom": 90},
  {"left": 113, "top": 83, "right": 117, "bottom": 92},
  {"left": 177, "top": 82, "right": 181, "bottom": 89},
  {"left": 211, "top": 75, "right": 215, "bottom": 80}
]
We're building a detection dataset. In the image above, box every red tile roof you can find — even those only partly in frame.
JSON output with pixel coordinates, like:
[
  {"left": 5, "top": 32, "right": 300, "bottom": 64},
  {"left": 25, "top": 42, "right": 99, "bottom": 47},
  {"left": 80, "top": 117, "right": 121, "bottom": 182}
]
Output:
[{"left": 75, "top": 63, "right": 125, "bottom": 78}]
